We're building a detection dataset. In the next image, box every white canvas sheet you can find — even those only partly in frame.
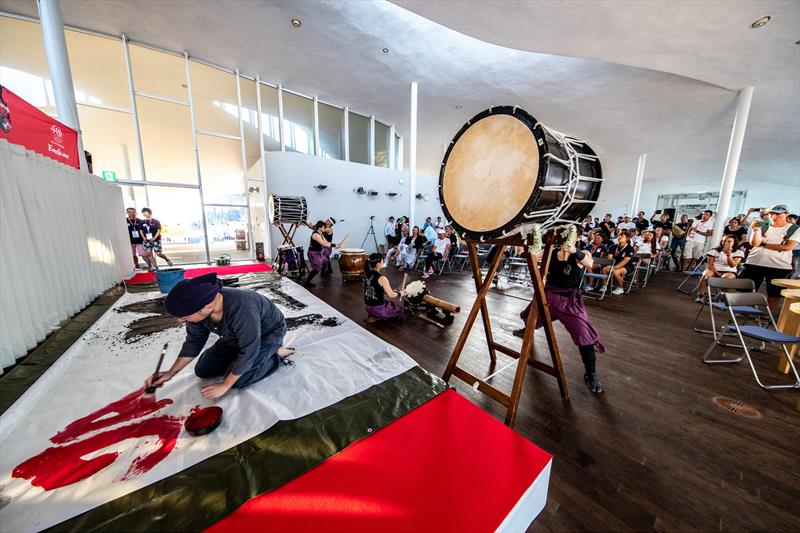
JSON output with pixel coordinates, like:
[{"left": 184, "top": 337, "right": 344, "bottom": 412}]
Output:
[{"left": 0, "top": 275, "right": 416, "bottom": 532}]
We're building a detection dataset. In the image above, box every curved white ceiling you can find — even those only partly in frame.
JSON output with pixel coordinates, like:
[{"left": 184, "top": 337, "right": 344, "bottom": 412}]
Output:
[{"left": 1, "top": 0, "right": 797, "bottom": 210}]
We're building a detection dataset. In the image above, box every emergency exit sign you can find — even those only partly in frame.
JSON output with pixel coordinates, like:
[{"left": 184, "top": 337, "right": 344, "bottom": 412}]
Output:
[{"left": 101, "top": 170, "right": 117, "bottom": 182}]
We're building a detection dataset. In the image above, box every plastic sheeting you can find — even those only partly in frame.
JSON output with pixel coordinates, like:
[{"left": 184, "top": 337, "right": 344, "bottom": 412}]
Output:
[
  {"left": 0, "top": 139, "right": 132, "bottom": 373},
  {"left": 0, "top": 274, "right": 417, "bottom": 532}
]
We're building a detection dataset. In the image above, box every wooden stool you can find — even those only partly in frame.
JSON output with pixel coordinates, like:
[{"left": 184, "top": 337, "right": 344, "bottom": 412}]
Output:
[
  {"left": 792, "top": 302, "right": 800, "bottom": 412},
  {"left": 771, "top": 283, "right": 800, "bottom": 374}
]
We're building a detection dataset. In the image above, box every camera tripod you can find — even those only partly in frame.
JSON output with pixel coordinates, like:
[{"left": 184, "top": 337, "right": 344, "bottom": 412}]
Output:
[{"left": 361, "top": 216, "right": 380, "bottom": 253}]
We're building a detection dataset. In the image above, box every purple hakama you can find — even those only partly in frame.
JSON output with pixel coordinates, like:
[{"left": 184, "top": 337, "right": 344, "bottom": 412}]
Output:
[
  {"left": 365, "top": 301, "right": 404, "bottom": 320},
  {"left": 307, "top": 250, "right": 328, "bottom": 272},
  {"left": 520, "top": 286, "right": 605, "bottom": 353}
]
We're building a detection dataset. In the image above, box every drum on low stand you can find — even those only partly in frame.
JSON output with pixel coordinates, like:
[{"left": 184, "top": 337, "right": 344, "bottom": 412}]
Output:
[
  {"left": 338, "top": 248, "right": 366, "bottom": 282},
  {"left": 439, "top": 106, "right": 602, "bottom": 242},
  {"left": 274, "top": 244, "right": 306, "bottom": 280}
]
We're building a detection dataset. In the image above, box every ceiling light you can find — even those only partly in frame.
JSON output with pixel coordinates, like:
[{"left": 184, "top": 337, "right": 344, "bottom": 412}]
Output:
[
  {"left": 751, "top": 16, "right": 771, "bottom": 29},
  {"left": 382, "top": 47, "right": 389, "bottom": 54},
  {"left": 291, "top": 19, "right": 301, "bottom": 28},
  {"left": 455, "top": 105, "right": 463, "bottom": 110}
]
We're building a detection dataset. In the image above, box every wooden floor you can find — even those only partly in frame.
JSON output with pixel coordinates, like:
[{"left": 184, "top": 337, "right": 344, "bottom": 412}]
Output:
[{"left": 310, "top": 263, "right": 800, "bottom": 532}]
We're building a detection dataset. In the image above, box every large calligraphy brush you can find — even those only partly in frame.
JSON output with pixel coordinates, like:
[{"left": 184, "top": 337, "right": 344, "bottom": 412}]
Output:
[{"left": 143, "top": 343, "right": 168, "bottom": 397}]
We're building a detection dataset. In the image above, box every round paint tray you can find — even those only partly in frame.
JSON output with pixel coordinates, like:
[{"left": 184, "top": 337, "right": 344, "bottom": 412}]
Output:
[{"left": 185, "top": 406, "right": 223, "bottom": 437}]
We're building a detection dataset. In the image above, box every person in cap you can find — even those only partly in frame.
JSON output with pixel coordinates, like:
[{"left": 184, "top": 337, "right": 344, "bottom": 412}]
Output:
[
  {"left": 617, "top": 214, "right": 636, "bottom": 232},
  {"left": 320, "top": 217, "right": 336, "bottom": 276},
  {"left": 740, "top": 204, "right": 800, "bottom": 308},
  {"left": 423, "top": 228, "right": 451, "bottom": 278},
  {"left": 144, "top": 273, "right": 290, "bottom": 399}
]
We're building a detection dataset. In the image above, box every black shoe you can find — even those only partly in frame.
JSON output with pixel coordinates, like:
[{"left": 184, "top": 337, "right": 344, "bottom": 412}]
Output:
[
  {"left": 512, "top": 328, "right": 525, "bottom": 338},
  {"left": 584, "top": 373, "right": 604, "bottom": 394}
]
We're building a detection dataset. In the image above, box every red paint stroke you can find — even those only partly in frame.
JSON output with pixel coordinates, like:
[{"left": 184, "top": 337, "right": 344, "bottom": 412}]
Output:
[{"left": 12, "top": 389, "right": 185, "bottom": 491}]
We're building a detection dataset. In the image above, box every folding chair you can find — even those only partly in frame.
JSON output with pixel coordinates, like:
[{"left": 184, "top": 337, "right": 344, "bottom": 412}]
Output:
[
  {"left": 449, "top": 243, "right": 469, "bottom": 272},
  {"left": 676, "top": 257, "right": 707, "bottom": 295},
  {"left": 630, "top": 253, "right": 653, "bottom": 289},
  {"left": 415, "top": 244, "right": 431, "bottom": 272},
  {"left": 623, "top": 256, "right": 642, "bottom": 293},
  {"left": 692, "top": 277, "right": 762, "bottom": 335},
  {"left": 583, "top": 257, "right": 614, "bottom": 300},
  {"left": 704, "top": 292, "right": 800, "bottom": 390}
]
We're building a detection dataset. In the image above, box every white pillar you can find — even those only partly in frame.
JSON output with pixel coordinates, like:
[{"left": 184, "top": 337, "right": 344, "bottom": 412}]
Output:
[
  {"left": 343, "top": 106, "right": 350, "bottom": 162},
  {"left": 711, "top": 87, "right": 754, "bottom": 244},
  {"left": 409, "top": 82, "right": 418, "bottom": 227},
  {"left": 255, "top": 76, "right": 271, "bottom": 257},
  {"left": 37, "top": 0, "right": 87, "bottom": 171},
  {"left": 312, "top": 96, "right": 320, "bottom": 156},
  {"left": 389, "top": 125, "right": 396, "bottom": 169},
  {"left": 369, "top": 115, "right": 376, "bottom": 166},
  {"left": 631, "top": 153, "right": 646, "bottom": 214},
  {"left": 397, "top": 136, "right": 404, "bottom": 172}
]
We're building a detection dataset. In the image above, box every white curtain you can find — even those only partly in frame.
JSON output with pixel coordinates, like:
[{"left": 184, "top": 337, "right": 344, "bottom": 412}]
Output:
[{"left": 0, "top": 139, "right": 133, "bottom": 373}]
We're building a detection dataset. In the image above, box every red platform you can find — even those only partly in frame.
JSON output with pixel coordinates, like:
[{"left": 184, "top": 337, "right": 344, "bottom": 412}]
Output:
[
  {"left": 126, "top": 263, "right": 271, "bottom": 285},
  {"left": 207, "top": 389, "right": 553, "bottom": 533}
]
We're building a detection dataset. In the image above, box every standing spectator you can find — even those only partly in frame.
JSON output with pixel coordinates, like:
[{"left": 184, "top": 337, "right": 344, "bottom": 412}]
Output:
[
  {"left": 651, "top": 212, "right": 673, "bottom": 234},
  {"left": 435, "top": 216, "right": 445, "bottom": 231},
  {"left": 722, "top": 217, "right": 748, "bottom": 248},
  {"left": 618, "top": 214, "right": 636, "bottom": 232},
  {"left": 669, "top": 214, "right": 689, "bottom": 271},
  {"left": 697, "top": 236, "right": 744, "bottom": 302},
  {"left": 422, "top": 217, "right": 434, "bottom": 232},
  {"left": 600, "top": 230, "right": 634, "bottom": 295},
  {"left": 126, "top": 207, "right": 145, "bottom": 270},
  {"left": 422, "top": 229, "right": 450, "bottom": 278},
  {"left": 593, "top": 217, "right": 600, "bottom": 227},
  {"left": 740, "top": 204, "right": 800, "bottom": 308},
  {"left": 789, "top": 214, "right": 800, "bottom": 278},
  {"left": 599, "top": 214, "right": 616, "bottom": 242},
  {"left": 384, "top": 216, "right": 397, "bottom": 250},
  {"left": 635, "top": 211, "right": 649, "bottom": 231},
  {"left": 581, "top": 216, "right": 593, "bottom": 233},
  {"left": 140, "top": 207, "right": 173, "bottom": 270},
  {"left": 682, "top": 210, "right": 714, "bottom": 271}
]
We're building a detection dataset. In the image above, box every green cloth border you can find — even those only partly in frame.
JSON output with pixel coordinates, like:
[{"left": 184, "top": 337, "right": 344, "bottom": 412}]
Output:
[{"left": 50, "top": 367, "right": 447, "bottom": 532}]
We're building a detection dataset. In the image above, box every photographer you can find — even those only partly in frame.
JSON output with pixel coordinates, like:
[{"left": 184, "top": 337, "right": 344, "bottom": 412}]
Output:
[
  {"left": 740, "top": 204, "right": 800, "bottom": 308},
  {"left": 696, "top": 235, "right": 743, "bottom": 302},
  {"left": 682, "top": 210, "right": 714, "bottom": 271}
]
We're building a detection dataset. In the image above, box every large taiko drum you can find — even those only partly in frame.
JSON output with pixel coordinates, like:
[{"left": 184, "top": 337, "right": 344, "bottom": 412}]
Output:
[
  {"left": 338, "top": 248, "right": 366, "bottom": 281},
  {"left": 268, "top": 195, "right": 308, "bottom": 224},
  {"left": 439, "top": 106, "right": 602, "bottom": 242}
]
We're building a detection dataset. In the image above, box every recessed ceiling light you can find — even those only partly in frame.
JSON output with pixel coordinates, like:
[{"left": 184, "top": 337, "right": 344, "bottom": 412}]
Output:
[
  {"left": 751, "top": 16, "right": 771, "bottom": 29},
  {"left": 382, "top": 47, "right": 389, "bottom": 54},
  {"left": 291, "top": 19, "right": 301, "bottom": 28}
]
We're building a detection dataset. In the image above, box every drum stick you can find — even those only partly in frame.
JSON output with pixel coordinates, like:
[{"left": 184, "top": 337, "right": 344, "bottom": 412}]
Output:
[
  {"left": 400, "top": 273, "right": 408, "bottom": 294},
  {"left": 336, "top": 234, "right": 349, "bottom": 248}
]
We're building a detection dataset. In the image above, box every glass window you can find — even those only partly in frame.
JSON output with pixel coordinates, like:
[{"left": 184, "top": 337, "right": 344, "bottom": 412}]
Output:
[
  {"left": 118, "top": 183, "right": 147, "bottom": 211},
  {"left": 281, "top": 90, "right": 314, "bottom": 155},
  {"left": 129, "top": 44, "right": 188, "bottom": 102},
  {"left": 0, "top": 16, "right": 55, "bottom": 115},
  {"left": 78, "top": 105, "right": 142, "bottom": 180},
  {"left": 65, "top": 30, "right": 130, "bottom": 110},
  {"left": 348, "top": 111, "right": 369, "bottom": 165},
  {"left": 239, "top": 77, "right": 261, "bottom": 177},
  {"left": 189, "top": 61, "right": 239, "bottom": 136},
  {"left": 136, "top": 96, "right": 196, "bottom": 184},
  {"left": 247, "top": 178, "right": 268, "bottom": 250},
  {"left": 205, "top": 206, "right": 250, "bottom": 261},
  {"left": 197, "top": 134, "right": 245, "bottom": 205},
  {"left": 374, "top": 121, "right": 390, "bottom": 168},
  {"left": 318, "top": 102, "right": 343, "bottom": 160},
  {"left": 144, "top": 186, "right": 206, "bottom": 264},
  {"left": 260, "top": 83, "right": 281, "bottom": 152},
  {"left": 394, "top": 134, "right": 402, "bottom": 170}
]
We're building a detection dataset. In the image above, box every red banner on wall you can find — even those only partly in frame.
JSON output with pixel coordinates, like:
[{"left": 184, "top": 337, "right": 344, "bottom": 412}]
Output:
[{"left": 0, "top": 84, "right": 80, "bottom": 168}]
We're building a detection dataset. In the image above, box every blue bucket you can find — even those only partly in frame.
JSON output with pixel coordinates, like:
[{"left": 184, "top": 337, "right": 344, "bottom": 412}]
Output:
[{"left": 156, "top": 268, "right": 185, "bottom": 294}]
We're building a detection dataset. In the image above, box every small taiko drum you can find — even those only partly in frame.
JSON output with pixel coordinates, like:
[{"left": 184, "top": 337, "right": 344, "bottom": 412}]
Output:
[
  {"left": 338, "top": 248, "right": 366, "bottom": 281},
  {"left": 268, "top": 195, "right": 308, "bottom": 224},
  {"left": 439, "top": 106, "right": 603, "bottom": 242}
]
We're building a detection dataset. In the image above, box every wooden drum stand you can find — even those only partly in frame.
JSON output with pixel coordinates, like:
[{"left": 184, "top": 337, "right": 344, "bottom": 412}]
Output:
[{"left": 442, "top": 231, "right": 568, "bottom": 428}]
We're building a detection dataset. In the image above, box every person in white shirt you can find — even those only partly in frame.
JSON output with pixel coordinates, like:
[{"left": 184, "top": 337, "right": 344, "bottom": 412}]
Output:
[
  {"left": 617, "top": 214, "right": 636, "bottom": 232},
  {"left": 697, "top": 235, "right": 744, "bottom": 302},
  {"left": 384, "top": 216, "right": 397, "bottom": 249},
  {"left": 740, "top": 204, "right": 800, "bottom": 308},
  {"left": 422, "top": 229, "right": 451, "bottom": 278},
  {"left": 434, "top": 216, "right": 445, "bottom": 231},
  {"left": 682, "top": 210, "right": 714, "bottom": 271}
]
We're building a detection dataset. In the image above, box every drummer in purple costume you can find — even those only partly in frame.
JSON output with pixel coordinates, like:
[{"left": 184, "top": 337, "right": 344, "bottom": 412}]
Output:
[
  {"left": 320, "top": 217, "right": 336, "bottom": 276},
  {"left": 514, "top": 242, "right": 606, "bottom": 394},
  {"left": 305, "top": 220, "right": 335, "bottom": 287},
  {"left": 363, "top": 253, "right": 404, "bottom": 323}
]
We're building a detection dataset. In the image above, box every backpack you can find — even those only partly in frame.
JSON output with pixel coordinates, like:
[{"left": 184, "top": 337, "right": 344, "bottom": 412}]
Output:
[{"left": 762, "top": 223, "right": 800, "bottom": 244}]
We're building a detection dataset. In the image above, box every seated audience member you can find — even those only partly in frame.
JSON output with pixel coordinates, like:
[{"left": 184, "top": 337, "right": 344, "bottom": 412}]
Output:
[
  {"left": 423, "top": 217, "right": 434, "bottom": 231},
  {"left": 669, "top": 214, "right": 689, "bottom": 271},
  {"left": 364, "top": 253, "right": 404, "bottom": 323},
  {"left": 386, "top": 225, "right": 409, "bottom": 266},
  {"left": 599, "top": 214, "right": 616, "bottom": 242},
  {"left": 397, "top": 226, "right": 425, "bottom": 271},
  {"left": 697, "top": 235, "right": 744, "bottom": 302},
  {"left": 635, "top": 211, "right": 649, "bottom": 231},
  {"left": 740, "top": 204, "right": 800, "bottom": 308},
  {"left": 581, "top": 216, "right": 593, "bottom": 233},
  {"left": 422, "top": 228, "right": 451, "bottom": 278},
  {"left": 435, "top": 216, "right": 445, "bottom": 231},
  {"left": 630, "top": 228, "right": 643, "bottom": 250},
  {"left": 618, "top": 214, "right": 636, "bottom": 232},
  {"left": 682, "top": 210, "right": 714, "bottom": 271},
  {"left": 423, "top": 222, "right": 438, "bottom": 244},
  {"left": 600, "top": 230, "right": 635, "bottom": 295},
  {"left": 635, "top": 230, "right": 656, "bottom": 256},
  {"left": 616, "top": 215, "right": 624, "bottom": 225},
  {"left": 587, "top": 232, "right": 608, "bottom": 257},
  {"left": 654, "top": 226, "right": 670, "bottom": 254},
  {"left": 723, "top": 217, "right": 748, "bottom": 248},
  {"left": 445, "top": 225, "right": 458, "bottom": 249}
]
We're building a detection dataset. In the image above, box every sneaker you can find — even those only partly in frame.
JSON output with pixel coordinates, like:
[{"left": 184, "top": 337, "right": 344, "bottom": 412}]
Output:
[
  {"left": 694, "top": 295, "right": 706, "bottom": 304},
  {"left": 612, "top": 287, "right": 624, "bottom": 295},
  {"left": 421, "top": 272, "right": 431, "bottom": 279},
  {"left": 366, "top": 315, "right": 379, "bottom": 323},
  {"left": 512, "top": 328, "right": 525, "bottom": 338},
  {"left": 584, "top": 285, "right": 594, "bottom": 292},
  {"left": 584, "top": 373, "right": 604, "bottom": 394},
  {"left": 598, "top": 285, "right": 608, "bottom": 293}
]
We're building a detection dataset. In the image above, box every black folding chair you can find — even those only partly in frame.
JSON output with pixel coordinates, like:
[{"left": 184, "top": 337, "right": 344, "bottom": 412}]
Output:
[
  {"left": 692, "top": 277, "right": 763, "bottom": 335},
  {"left": 704, "top": 292, "right": 800, "bottom": 390},
  {"left": 583, "top": 257, "right": 614, "bottom": 300},
  {"left": 676, "top": 257, "right": 707, "bottom": 295}
]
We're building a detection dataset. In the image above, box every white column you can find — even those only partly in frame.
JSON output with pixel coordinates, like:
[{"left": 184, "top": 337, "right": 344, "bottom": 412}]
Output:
[
  {"left": 255, "top": 76, "right": 271, "bottom": 256},
  {"left": 277, "top": 84, "right": 285, "bottom": 151},
  {"left": 389, "top": 125, "right": 396, "bottom": 169},
  {"left": 409, "top": 82, "right": 418, "bottom": 227},
  {"left": 343, "top": 106, "right": 350, "bottom": 162},
  {"left": 369, "top": 115, "right": 376, "bottom": 166},
  {"left": 397, "top": 136, "right": 404, "bottom": 172},
  {"left": 631, "top": 153, "right": 646, "bottom": 214},
  {"left": 312, "top": 96, "right": 320, "bottom": 156},
  {"left": 37, "top": 0, "right": 87, "bottom": 171},
  {"left": 711, "top": 87, "right": 754, "bottom": 244}
]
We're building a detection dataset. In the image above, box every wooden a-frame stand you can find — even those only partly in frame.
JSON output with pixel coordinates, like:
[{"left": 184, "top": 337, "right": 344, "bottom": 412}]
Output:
[
  {"left": 274, "top": 222, "right": 304, "bottom": 247},
  {"left": 442, "top": 233, "right": 569, "bottom": 427}
]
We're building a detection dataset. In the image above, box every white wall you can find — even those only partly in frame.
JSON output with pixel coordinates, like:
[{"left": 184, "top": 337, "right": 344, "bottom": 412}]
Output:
[{"left": 264, "top": 152, "right": 443, "bottom": 256}]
